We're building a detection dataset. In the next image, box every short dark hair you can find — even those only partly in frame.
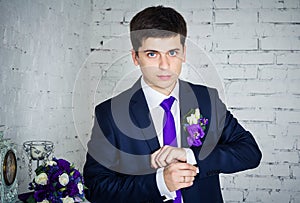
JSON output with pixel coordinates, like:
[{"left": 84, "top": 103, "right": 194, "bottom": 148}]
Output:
[{"left": 130, "top": 6, "right": 187, "bottom": 52}]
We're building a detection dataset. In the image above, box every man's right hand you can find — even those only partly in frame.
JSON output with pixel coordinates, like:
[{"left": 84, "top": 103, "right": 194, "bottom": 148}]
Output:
[{"left": 163, "top": 162, "right": 198, "bottom": 192}]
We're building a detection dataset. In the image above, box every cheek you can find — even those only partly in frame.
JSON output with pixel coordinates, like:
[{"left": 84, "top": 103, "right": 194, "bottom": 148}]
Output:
[
  {"left": 140, "top": 68, "right": 154, "bottom": 78},
  {"left": 171, "top": 62, "right": 182, "bottom": 75},
  {"left": 143, "top": 61, "right": 158, "bottom": 68}
]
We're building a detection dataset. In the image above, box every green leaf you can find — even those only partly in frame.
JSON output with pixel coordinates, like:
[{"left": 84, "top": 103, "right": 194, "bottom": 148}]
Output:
[
  {"left": 59, "top": 187, "right": 67, "bottom": 192},
  {"left": 26, "top": 195, "right": 36, "bottom": 203},
  {"left": 70, "top": 163, "right": 75, "bottom": 169},
  {"left": 34, "top": 165, "right": 45, "bottom": 175}
]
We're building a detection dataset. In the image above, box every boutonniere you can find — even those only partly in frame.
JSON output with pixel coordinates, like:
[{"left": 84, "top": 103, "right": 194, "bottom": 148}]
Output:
[{"left": 183, "top": 108, "right": 208, "bottom": 147}]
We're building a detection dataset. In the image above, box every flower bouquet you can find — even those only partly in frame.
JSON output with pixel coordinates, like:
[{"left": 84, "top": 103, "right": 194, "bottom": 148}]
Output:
[{"left": 27, "top": 157, "right": 86, "bottom": 203}]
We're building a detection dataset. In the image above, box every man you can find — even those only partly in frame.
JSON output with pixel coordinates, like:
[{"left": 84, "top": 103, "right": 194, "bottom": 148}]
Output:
[{"left": 83, "top": 6, "right": 261, "bottom": 203}]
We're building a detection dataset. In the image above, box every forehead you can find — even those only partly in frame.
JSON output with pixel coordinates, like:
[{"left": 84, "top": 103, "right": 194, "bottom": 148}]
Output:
[{"left": 140, "top": 35, "right": 182, "bottom": 51}]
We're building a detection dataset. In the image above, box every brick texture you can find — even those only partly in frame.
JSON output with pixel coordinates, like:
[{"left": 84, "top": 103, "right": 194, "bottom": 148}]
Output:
[
  {"left": 1, "top": 0, "right": 299, "bottom": 202},
  {"left": 0, "top": 0, "right": 91, "bottom": 193}
]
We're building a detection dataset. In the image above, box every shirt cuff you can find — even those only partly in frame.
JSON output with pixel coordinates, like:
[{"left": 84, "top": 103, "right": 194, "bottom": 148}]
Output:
[
  {"left": 156, "top": 167, "right": 176, "bottom": 201},
  {"left": 183, "top": 148, "right": 199, "bottom": 173}
]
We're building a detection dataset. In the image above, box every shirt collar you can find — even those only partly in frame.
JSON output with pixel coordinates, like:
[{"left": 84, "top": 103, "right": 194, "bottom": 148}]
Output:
[{"left": 141, "top": 77, "right": 179, "bottom": 110}]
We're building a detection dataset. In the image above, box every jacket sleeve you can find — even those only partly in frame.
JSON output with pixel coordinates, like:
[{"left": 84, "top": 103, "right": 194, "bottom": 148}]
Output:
[
  {"left": 83, "top": 102, "right": 163, "bottom": 203},
  {"left": 194, "top": 88, "right": 262, "bottom": 178},
  {"left": 84, "top": 154, "right": 162, "bottom": 203}
]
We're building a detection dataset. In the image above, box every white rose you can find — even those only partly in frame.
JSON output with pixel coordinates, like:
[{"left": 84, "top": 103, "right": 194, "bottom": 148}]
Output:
[
  {"left": 38, "top": 200, "right": 50, "bottom": 203},
  {"left": 195, "top": 108, "right": 200, "bottom": 119},
  {"left": 61, "top": 196, "right": 74, "bottom": 203},
  {"left": 187, "top": 115, "right": 196, "bottom": 124},
  {"left": 59, "top": 173, "right": 69, "bottom": 186},
  {"left": 190, "top": 114, "right": 198, "bottom": 124},
  {"left": 186, "top": 116, "right": 192, "bottom": 125},
  {"left": 46, "top": 160, "right": 57, "bottom": 166},
  {"left": 35, "top": 173, "right": 48, "bottom": 185},
  {"left": 77, "top": 182, "right": 84, "bottom": 194}
]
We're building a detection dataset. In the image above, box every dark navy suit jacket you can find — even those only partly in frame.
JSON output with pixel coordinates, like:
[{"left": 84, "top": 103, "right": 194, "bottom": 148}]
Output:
[{"left": 83, "top": 79, "right": 262, "bottom": 203}]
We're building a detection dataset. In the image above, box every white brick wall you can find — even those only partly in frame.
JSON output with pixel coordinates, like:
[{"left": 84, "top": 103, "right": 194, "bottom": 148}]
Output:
[
  {"left": 0, "top": 0, "right": 91, "bottom": 193},
  {"left": 1, "top": 0, "right": 300, "bottom": 202}
]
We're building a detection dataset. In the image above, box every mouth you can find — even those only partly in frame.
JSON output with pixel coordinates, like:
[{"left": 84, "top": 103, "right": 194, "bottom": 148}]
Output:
[{"left": 157, "top": 75, "right": 172, "bottom": 81}]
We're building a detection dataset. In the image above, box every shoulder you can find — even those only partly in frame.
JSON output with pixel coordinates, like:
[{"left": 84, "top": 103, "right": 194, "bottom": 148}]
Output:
[
  {"left": 180, "top": 80, "right": 219, "bottom": 97},
  {"left": 95, "top": 88, "right": 130, "bottom": 112},
  {"left": 95, "top": 79, "right": 142, "bottom": 113}
]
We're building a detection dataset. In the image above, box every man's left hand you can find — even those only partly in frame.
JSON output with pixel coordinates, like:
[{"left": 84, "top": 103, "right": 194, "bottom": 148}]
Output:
[{"left": 151, "top": 146, "right": 186, "bottom": 169}]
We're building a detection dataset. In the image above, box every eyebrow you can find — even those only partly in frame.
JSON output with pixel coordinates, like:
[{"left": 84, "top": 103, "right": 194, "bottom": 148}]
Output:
[
  {"left": 143, "top": 49, "right": 159, "bottom": 53},
  {"left": 142, "top": 48, "right": 181, "bottom": 53}
]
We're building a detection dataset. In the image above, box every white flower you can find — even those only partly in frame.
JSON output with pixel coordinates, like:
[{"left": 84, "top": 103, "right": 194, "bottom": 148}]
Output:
[
  {"left": 59, "top": 173, "right": 69, "bottom": 186},
  {"left": 187, "top": 114, "right": 198, "bottom": 125},
  {"left": 195, "top": 108, "right": 200, "bottom": 119},
  {"left": 38, "top": 200, "right": 49, "bottom": 203},
  {"left": 192, "top": 114, "right": 198, "bottom": 124},
  {"left": 61, "top": 196, "right": 74, "bottom": 203},
  {"left": 35, "top": 173, "right": 48, "bottom": 185},
  {"left": 77, "top": 182, "right": 84, "bottom": 194},
  {"left": 46, "top": 160, "right": 57, "bottom": 166},
  {"left": 186, "top": 116, "right": 191, "bottom": 125},
  {"left": 186, "top": 116, "right": 193, "bottom": 125}
]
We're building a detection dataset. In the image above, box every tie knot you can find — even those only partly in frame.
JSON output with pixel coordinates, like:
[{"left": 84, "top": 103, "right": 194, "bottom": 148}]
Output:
[{"left": 160, "top": 96, "right": 175, "bottom": 112}]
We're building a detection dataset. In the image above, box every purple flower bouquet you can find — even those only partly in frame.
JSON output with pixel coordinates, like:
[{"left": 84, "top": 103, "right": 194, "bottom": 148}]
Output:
[{"left": 28, "top": 157, "right": 86, "bottom": 203}]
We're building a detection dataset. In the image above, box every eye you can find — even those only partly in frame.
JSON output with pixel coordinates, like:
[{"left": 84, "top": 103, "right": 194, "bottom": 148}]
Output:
[
  {"left": 147, "top": 52, "right": 157, "bottom": 58},
  {"left": 168, "top": 50, "right": 177, "bottom": 57}
]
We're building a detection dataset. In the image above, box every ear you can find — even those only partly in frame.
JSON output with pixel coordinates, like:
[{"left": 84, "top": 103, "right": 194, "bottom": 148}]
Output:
[{"left": 131, "top": 49, "right": 139, "bottom": 66}]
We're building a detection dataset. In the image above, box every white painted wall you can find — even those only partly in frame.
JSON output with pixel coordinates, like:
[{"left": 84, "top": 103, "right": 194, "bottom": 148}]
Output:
[{"left": 1, "top": 0, "right": 300, "bottom": 201}]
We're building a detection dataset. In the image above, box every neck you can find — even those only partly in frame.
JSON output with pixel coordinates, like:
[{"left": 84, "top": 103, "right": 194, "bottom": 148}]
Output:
[{"left": 149, "top": 83, "right": 176, "bottom": 96}]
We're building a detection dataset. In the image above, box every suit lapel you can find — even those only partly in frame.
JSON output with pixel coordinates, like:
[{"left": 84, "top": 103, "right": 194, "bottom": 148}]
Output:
[
  {"left": 129, "top": 79, "right": 160, "bottom": 153},
  {"left": 179, "top": 80, "right": 200, "bottom": 148},
  {"left": 179, "top": 80, "right": 213, "bottom": 161}
]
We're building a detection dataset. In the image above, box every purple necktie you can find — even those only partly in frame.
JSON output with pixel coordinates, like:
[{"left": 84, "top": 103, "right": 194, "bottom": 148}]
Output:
[{"left": 160, "top": 96, "right": 181, "bottom": 203}]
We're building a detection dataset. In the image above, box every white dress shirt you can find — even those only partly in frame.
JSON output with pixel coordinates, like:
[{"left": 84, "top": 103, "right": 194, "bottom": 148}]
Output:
[{"left": 141, "top": 78, "right": 197, "bottom": 202}]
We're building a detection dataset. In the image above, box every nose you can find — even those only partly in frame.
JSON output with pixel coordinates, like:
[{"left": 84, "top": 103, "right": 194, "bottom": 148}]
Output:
[{"left": 159, "top": 53, "right": 170, "bottom": 70}]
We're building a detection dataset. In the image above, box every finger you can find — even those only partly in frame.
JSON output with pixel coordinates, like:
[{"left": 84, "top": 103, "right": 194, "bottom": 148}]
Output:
[
  {"left": 163, "top": 165, "right": 196, "bottom": 191},
  {"left": 156, "top": 154, "right": 168, "bottom": 168},
  {"left": 182, "top": 176, "right": 185, "bottom": 183},
  {"left": 155, "top": 146, "right": 172, "bottom": 167},
  {"left": 177, "top": 169, "right": 197, "bottom": 179},
  {"left": 157, "top": 146, "right": 185, "bottom": 166},
  {"left": 151, "top": 149, "right": 161, "bottom": 169},
  {"left": 176, "top": 176, "right": 195, "bottom": 190},
  {"left": 165, "top": 148, "right": 185, "bottom": 164},
  {"left": 165, "top": 164, "right": 197, "bottom": 181},
  {"left": 174, "top": 163, "right": 198, "bottom": 172},
  {"left": 174, "top": 172, "right": 196, "bottom": 183},
  {"left": 178, "top": 182, "right": 194, "bottom": 189},
  {"left": 158, "top": 151, "right": 175, "bottom": 167},
  {"left": 153, "top": 146, "right": 173, "bottom": 168},
  {"left": 170, "top": 164, "right": 198, "bottom": 179},
  {"left": 180, "top": 176, "right": 195, "bottom": 183},
  {"left": 165, "top": 152, "right": 178, "bottom": 166}
]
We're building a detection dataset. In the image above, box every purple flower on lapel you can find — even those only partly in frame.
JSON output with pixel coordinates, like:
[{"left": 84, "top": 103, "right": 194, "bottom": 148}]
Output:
[{"left": 183, "top": 108, "right": 208, "bottom": 147}]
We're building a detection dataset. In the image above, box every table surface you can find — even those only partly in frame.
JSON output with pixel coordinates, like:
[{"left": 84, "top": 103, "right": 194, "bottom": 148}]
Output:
[{"left": 18, "top": 192, "right": 90, "bottom": 203}]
